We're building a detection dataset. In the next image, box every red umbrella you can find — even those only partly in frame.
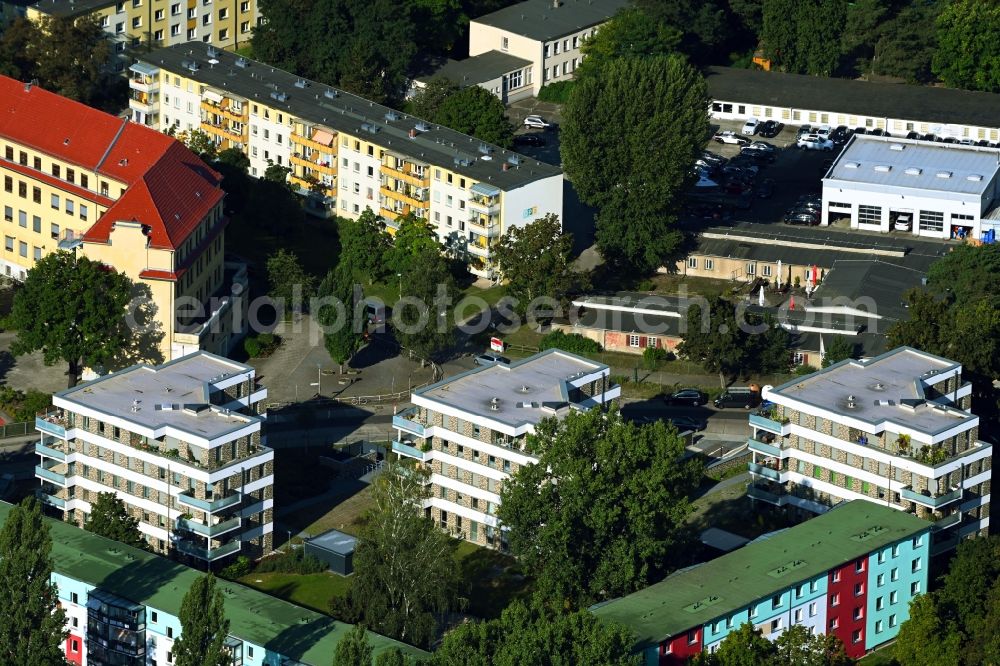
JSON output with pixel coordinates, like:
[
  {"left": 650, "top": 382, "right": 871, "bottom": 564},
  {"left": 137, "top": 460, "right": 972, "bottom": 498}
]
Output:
[{"left": 790, "top": 295, "right": 796, "bottom": 310}]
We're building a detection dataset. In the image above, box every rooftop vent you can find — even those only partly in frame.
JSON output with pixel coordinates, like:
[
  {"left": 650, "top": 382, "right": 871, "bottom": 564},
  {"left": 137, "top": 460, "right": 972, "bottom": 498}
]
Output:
[
  {"left": 294, "top": 79, "right": 309, "bottom": 89},
  {"left": 235, "top": 57, "right": 249, "bottom": 68},
  {"left": 414, "top": 121, "right": 431, "bottom": 132},
  {"left": 904, "top": 167, "right": 922, "bottom": 176},
  {"left": 323, "top": 88, "right": 338, "bottom": 99},
  {"left": 518, "top": 385, "right": 531, "bottom": 393},
  {"left": 360, "top": 122, "right": 381, "bottom": 135},
  {"left": 873, "top": 164, "right": 891, "bottom": 173},
  {"left": 936, "top": 171, "right": 953, "bottom": 179},
  {"left": 186, "top": 60, "right": 200, "bottom": 73},
  {"left": 477, "top": 143, "right": 493, "bottom": 155},
  {"left": 384, "top": 110, "right": 400, "bottom": 122},
  {"left": 269, "top": 91, "right": 288, "bottom": 102},
  {"left": 873, "top": 382, "right": 885, "bottom": 391},
  {"left": 967, "top": 174, "right": 984, "bottom": 182},
  {"left": 846, "top": 394, "right": 857, "bottom": 409},
  {"left": 206, "top": 46, "right": 218, "bottom": 58},
  {"left": 489, "top": 397, "right": 502, "bottom": 411},
  {"left": 453, "top": 156, "right": 473, "bottom": 167},
  {"left": 844, "top": 161, "right": 860, "bottom": 169},
  {"left": 889, "top": 143, "right": 905, "bottom": 151},
  {"left": 507, "top": 155, "right": 523, "bottom": 166}
]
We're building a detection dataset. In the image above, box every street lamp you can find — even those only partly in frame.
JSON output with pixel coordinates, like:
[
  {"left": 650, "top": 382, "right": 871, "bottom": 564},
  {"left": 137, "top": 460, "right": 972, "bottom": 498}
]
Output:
[
  {"left": 397, "top": 272, "right": 402, "bottom": 299},
  {"left": 310, "top": 363, "right": 321, "bottom": 396}
]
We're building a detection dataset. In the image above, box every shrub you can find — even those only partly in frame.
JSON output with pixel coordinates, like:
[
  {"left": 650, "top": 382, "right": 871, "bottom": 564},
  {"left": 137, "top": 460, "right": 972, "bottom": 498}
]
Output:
[
  {"left": 539, "top": 330, "right": 601, "bottom": 354},
  {"left": 537, "top": 81, "right": 575, "bottom": 104},
  {"left": 794, "top": 364, "right": 817, "bottom": 376},
  {"left": 243, "top": 333, "right": 281, "bottom": 358},
  {"left": 219, "top": 555, "right": 252, "bottom": 580},
  {"left": 642, "top": 346, "right": 672, "bottom": 370},
  {"left": 256, "top": 548, "right": 327, "bottom": 574},
  {"left": 244, "top": 336, "right": 261, "bottom": 358},
  {"left": 0, "top": 387, "right": 52, "bottom": 422}
]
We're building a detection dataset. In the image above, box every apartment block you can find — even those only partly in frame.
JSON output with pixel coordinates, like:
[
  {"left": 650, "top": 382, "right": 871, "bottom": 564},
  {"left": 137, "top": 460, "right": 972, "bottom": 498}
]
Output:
[
  {"left": 35, "top": 352, "right": 273, "bottom": 566},
  {"left": 0, "top": 501, "right": 425, "bottom": 665},
  {"left": 392, "top": 349, "right": 620, "bottom": 548},
  {"left": 26, "top": 0, "right": 257, "bottom": 72},
  {"left": 0, "top": 75, "right": 245, "bottom": 362},
  {"left": 468, "top": 0, "right": 627, "bottom": 96},
  {"left": 747, "top": 347, "right": 991, "bottom": 554},
  {"left": 130, "top": 42, "right": 564, "bottom": 280},
  {"left": 592, "top": 501, "right": 931, "bottom": 663}
]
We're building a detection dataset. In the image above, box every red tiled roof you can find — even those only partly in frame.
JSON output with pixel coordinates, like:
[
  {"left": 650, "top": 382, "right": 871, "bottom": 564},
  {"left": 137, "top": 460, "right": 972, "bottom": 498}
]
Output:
[{"left": 0, "top": 76, "right": 223, "bottom": 251}]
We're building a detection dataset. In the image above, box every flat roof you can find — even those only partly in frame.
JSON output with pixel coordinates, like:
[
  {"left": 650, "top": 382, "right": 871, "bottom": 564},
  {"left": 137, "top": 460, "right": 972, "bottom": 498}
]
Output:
[
  {"left": 705, "top": 66, "right": 1000, "bottom": 129},
  {"left": 415, "top": 348, "right": 608, "bottom": 428},
  {"left": 416, "top": 51, "right": 533, "bottom": 86},
  {"left": 27, "top": 0, "right": 116, "bottom": 18},
  {"left": 56, "top": 352, "right": 259, "bottom": 440},
  {"left": 811, "top": 259, "right": 928, "bottom": 323},
  {"left": 827, "top": 135, "right": 1000, "bottom": 196},
  {"left": 307, "top": 529, "right": 357, "bottom": 556},
  {"left": 473, "top": 0, "right": 628, "bottom": 41},
  {"left": 140, "top": 43, "right": 561, "bottom": 192},
  {"left": 768, "top": 347, "right": 974, "bottom": 435},
  {"left": 0, "top": 502, "right": 425, "bottom": 662},
  {"left": 591, "top": 500, "right": 931, "bottom": 650}
]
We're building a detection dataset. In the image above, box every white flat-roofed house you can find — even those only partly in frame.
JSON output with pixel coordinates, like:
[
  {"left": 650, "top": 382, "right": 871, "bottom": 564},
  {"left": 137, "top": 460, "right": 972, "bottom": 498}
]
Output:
[{"left": 391, "top": 349, "right": 620, "bottom": 548}]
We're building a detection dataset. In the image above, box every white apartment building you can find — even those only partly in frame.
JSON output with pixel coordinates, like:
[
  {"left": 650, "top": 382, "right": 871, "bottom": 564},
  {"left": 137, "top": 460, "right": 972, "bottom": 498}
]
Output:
[
  {"left": 822, "top": 135, "right": 1000, "bottom": 240},
  {"left": 391, "top": 349, "right": 620, "bottom": 548},
  {"left": 35, "top": 352, "right": 274, "bottom": 565},
  {"left": 131, "top": 42, "right": 564, "bottom": 280},
  {"left": 468, "top": 0, "right": 627, "bottom": 97},
  {"left": 747, "top": 347, "right": 991, "bottom": 554}
]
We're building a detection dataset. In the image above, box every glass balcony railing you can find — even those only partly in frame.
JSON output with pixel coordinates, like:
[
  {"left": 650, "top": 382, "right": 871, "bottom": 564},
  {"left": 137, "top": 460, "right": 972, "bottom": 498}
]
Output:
[
  {"left": 178, "top": 490, "right": 242, "bottom": 513},
  {"left": 176, "top": 516, "right": 242, "bottom": 537},
  {"left": 35, "top": 463, "right": 66, "bottom": 485},
  {"left": 900, "top": 486, "right": 963, "bottom": 508},
  {"left": 748, "top": 462, "right": 782, "bottom": 481},
  {"left": 36, "top": 440, "right": 67, "bottom": 461},
  {"left": 747, "top": 485, "right": 784, "bottom": 504},
  {"left": 391, "top": 440, "right": 425, "bottom": 460},
  {"left": 35, "top": 410, "right": 68, "bottom": 438},
  {"left": 176, "top": 539, "right": 241, "bottom": 561},
  {"left": 747, "top": 438, "right": 783, "bottom": 457},
  {"left": 35, "top": 489, "right": 65, "bottom": 509},
  {"left": 393, "top": 407, "right": 425, "bottom": 436},
  {"left": 749, "top": 413, "right": 790, "bottom": 434}
]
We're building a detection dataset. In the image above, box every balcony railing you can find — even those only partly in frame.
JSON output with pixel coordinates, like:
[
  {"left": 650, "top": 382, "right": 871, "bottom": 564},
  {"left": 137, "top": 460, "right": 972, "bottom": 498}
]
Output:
[
  {"left": 36, "top": 440, "right": 67, "bottom": 461},
  {"left": 393, "top": 408, "right": 426, "bottom": 436},
  {"left": 933, "top": 511, "right": 962, "bottom": 530},
  {"left": 177, "top": 515, "right": 242, "bottom": 537},
  {"left": 35, "top": 489, "right": 65, "bottom": 509},
  {"left": 178, "top": 490, "right": 242, "bottom": 513},
  {"left": 35, "top": 463, "right": 66, "bottom": 486},
  {"left": 175, "top": 539, "right": 241, "bottom": 561},
  {"left": 35, "top": 410, "right": 68, "bottom": 438},
  {"left": 748, "top": 462, "right": 782, "bottom": 481},
  {"left": 391, "top": 440, "right": 426, "bottom": 460},
  {"left": 747, "top": 438, "right": 783, "bottom": 457},
  {"left": 900, "top": 486, "right": 963, "bottom": 509},
  {"left": 747, "top": 485, "right": 784, "bottom": 504},
  {"left": 749, "top": 413, "right": 790, "bottom": 435}
]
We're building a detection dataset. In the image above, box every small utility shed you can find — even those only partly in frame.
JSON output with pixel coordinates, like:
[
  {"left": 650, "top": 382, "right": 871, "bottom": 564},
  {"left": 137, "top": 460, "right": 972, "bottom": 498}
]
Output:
[{"left": 304, "top": 529, "right": 357, "bottom": 576}]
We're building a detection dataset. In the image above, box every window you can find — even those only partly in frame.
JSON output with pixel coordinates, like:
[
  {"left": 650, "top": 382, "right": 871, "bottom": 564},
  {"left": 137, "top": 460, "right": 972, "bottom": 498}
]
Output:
[
  {"left": 830, "top": 618, "right": 839, "bottom": 630},
  {"left": 154, "top": 8, "right": 163, "bottom": 19},
  {"left": 832, "top": 570, "right": 841, "bottom": 583},
  {"left": 919, "top": 210, "right": 944, "bottom": 233},
  {"left": 501, "top": 36, "right": 509, "bottom": 51},
  {"left": 688, "top": 257, "right": 698, "bottom": 268},
  {"left": 831, "top": 593, "right": 839, "bottom": 607},
  {"left": 889, "top": 614, "right": 897, "bottom": 628},
  {"left": 893, "top": 544, "right": 901, "bottom": 557},
  {"left": 219, "top": 7, "right": 228, "bottom": 18},
  {"left": 876, "top": 596, "right": 885, "bottom": 610},
  {"left": 853, "top": 606, "right": 863, "bottom": 620},
  {"left": 913, "top": 535, "right": 923, "bottom": 548},
  {"left": 770, "top": 619, "right": 781, "bottom": 633},
  {"left": 705, "top": 258, "right": 714, "bottom": 270},
  {"left": 952, "top": 213, "right": 974, "bottom": 222},
  {"left": 18, "top": 241, "right": 26, "bottom": 257},
  {"left": 80, "top": 205, "right": 88, "bottom": 221},
  {"left": 50, "top": 194, "right": 60, "bottom": 210},
  {"left": 32, "top": 186, "right": 40, "bottom": 203},
  {"left": 508, "top": 69, "right": 523, "bottom": 89},
  {"left": 171, "top": 23, "right": 180, "bottom": 35},
  {"left": 858, "top": 204, "right": 881, "bottom": 225},
  {"left": 628, "top": 334, "right": 640, "bottom": 348},
  {"left": 771, "top": 595, "right": 781, "bottom": 610},
  {"left": 875, "top": 620, "right": 883, "bottom": 633},
  {"left": 132, "top": 16, "right": 141, "bottom": 27},
  {"left": 809, "top": 602, "right": 817, "bottom": 617},
  {"left": 855, "top": 560, "right": 865, "bottom": 573},
  {"left": 687, "top": 630, "right": 698, "bottom": 645},
  {"left": 911, "top": 581, "right": 920, "bottom": 595},
  {"left": 745, "top": 262, "right": 756, "bottom": 275},
  {"left": 891, "top": 568, "right": 899, "bottom": 582},
  {"left": 2, "top": 207, "right": 10, "bottom": 222},
  {"left": 116, "top": 21, "right": 124, "bottom": 33},
  {"left": 171, "top": 2, "right": 180, "bottom": 13},
  {"left": 18, "top": 211, "right": 26, "bottom": 227},
  {"left": 4, "top": 237, "right": 12, "bottom": 252},
  {"left": 877, "top": 573, "right": 885, "bottom": 587},
  {"left": 2, "top": 176, "right": 10, "bottom": 193},
  {"left": 890, "top": 591, "right": 898, "bottom": 605},
  {"left": 219, "top": 28, "right": 228, "bottom": 40},
  {"left": 154, "top": 29, "right": 163, "bottom": 39},
  {"left": 911, "top": 558, "right": 922, "bottom": 573},
  {"left": 852, "top": 630, "right": 862, "bottom": 644},
  {"left": 241, "top": 21, "right": 249, "bottom": 32},
  {"left": 32, "top": 216, "right": 40, "bottom": 233},
  {"left": 794, "top": 609, "right": 802, "bottom": 622},
  {"left": 761, "top": 264, "right": 772, "bottom": 277}
]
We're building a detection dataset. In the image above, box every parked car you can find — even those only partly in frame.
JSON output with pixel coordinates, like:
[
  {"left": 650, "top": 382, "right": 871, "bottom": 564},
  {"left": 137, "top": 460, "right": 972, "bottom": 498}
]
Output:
[
  {"left": 723, "top": 161, "right": 759, "bottom": 175},
  {"left": 664, "top": 388, "right": 708, "bottom": 406},
  {"left": 797, "top": 136, "right": 834, "bottom": 151},
  {"left": 815, "top": 125, "right": 832, "bottom": 138},
  {"left": 474, "top": 353, "right": 510, "bottom": 366},
  {"left": 667, "top": 416, "right": 707, "bottom": 432},
  {"left": 905, "top": 131, "right": 921, "bottom": 140},
  {"left": 757, "top": 120, "right": 783, "bottom": 138},
  {"left": 796, "top": 197, "right": 821, "bottom": 212},
  {"left": 829, "top": 126, "right": 851, "bottom": 145},
  {"left": 513, "top": 134, "right": 546, "bottom": 147},
  {"left": 714, "top": 389, "right": 761, "bottom": 409},
  {"left": 740, "top": 148, "right": 775, "bottom": 164},
  {"left": 756, "top": 178, "right": 775, "bottom": 199},
  {"left": 869, "top": 128, "right": 885, "bottom": 136},
  {"left": 701, "top": 151, "right": 728, "bottom": 165},
  {"left": 959, "top": 138, "right": 975, "bottom": 146},
  {"left": 784, "top": 210, "right": 820, "bottom": 225},
  {"left": 941, "top": 136, "right": 958, "bottom": 144},
  {"left": 894, "top": 213, "right": 912, "bottom": 231},
  {"left": 921, "top": 133, "right": 937, "bottom": 142},
  {"left": 976, "top": 139, "right": 991, "bottom": 147},
  {"left": 796, "top": 124, "right": 813, "bottom": 138},
  {"left": 713, "top": 131, "right": 750, "bottom": 145},
  {"left": 853, "top": 127, "right": 868, "bottom": 136},
  {"left": 523, "top": 115, "right": 550, "bottom": 129},
  {"left": 741, "top": 117, "right": 760, "bottom": 135},
  {"left": 748, "top": 140, "right": 777, "bottom": 152}
]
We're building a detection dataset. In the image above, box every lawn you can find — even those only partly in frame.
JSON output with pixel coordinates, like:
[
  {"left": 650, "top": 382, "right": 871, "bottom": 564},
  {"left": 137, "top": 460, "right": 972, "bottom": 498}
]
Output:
[
  {"left": 290, "top": 484, "right": 375, "bottom": 537},
  {"left": 858, "top": 645, "right": 898, "bottom": 665},
  {"left": 238, "top": 571, "right": 352, "bottom": 614}
]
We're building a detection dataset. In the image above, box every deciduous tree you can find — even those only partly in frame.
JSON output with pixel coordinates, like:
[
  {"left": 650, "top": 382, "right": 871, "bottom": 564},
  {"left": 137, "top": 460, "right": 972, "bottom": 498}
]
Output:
[
  {"left": 8, "top": 251, "right": 136, "bottom": 387},
  {"left": 333, "top": 624, "right": 373, "bottom": 666},
  {"left": 933, "top": 0, "right": 1000, "bottom": 92},
  {"left": 576, "top": 6, "right": 681, "bottom": 81},
  {"left": 387, "top": 215, "right": 441, "bottom": 276},
  {"left": 267, "top": 249, "right": 316, "bottom": 314},
  {"left": 85, "top": 492, "right": 146, "bottom": 549},
  {"left": 173, "top": 574, "right": 230, "bottom": 666},
  {"left": 433, "top": 85, "right": 513, "bottom": 148},
  {"left": 821, "top": 335, "right": 858, "bottom": 368},
  {"left": 394, "top": 248, "right": 455, "bottom": 361},
  {"left": 180, "top": 129, "right": 218, "bottom": 162},
  {"left": 761, "top": 0, "right": 847, "bottom": 75},
  {"left": 339, "top": 210, "right": 392, "bottom": 285},
  {"left": 409, "top": 76, "right": 459, "bottom": 120},
  {"left": 0, "top": 497, "right": 66, "bottom": 664},
  {"left": 491, "top": 214, "right": 581, "bottom": 315},
  {"left": 498, "top": 407, "right": 702, "bottom": 607},
  {"left": 316, "top": 264, "right": 364, "bottom": 370}
]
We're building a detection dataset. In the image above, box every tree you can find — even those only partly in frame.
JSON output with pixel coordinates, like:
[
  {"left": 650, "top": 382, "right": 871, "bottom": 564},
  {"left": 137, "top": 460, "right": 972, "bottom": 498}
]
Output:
[
  {"left": 925, "top": 243, "right": 1000, "bottom": 307},
  {"left": 394, "top": 247, "right": 455, "bottom": 361},
  {"left": 432, "top": 599, "right": 641, "bottom": 666},
  {"left": 339, "top": 210, "right": 392, "bottom": 285},
  {"left": 702, "top": 623, "right": 776, "bottom": 665},
  {"left": 409, "top": 76, "right": 460, "bottom": 119},
  {"left": 173, "top": 574, "right": 231, "bottom": 666},
  {"left": 217, "top": 147, "right": 250, "bottom": 172},
  {"left": 316, "top": 264, "right": 364, "bottom": 370},
  {"left": 933, "top": 0, "right": 1000, "bottom": 92},
  {"left": 374, "top": 648, "right": 414, "bottom": 666},
  {"left": 181, "top": 129, "right": 219, "bottom": 162},
  {"left": 334, "top": 624, "right": 373, "bottom": 666},
  {"left": 498, "top": 407, "right": 702, "bottom": 607},
  {"left": 575, "top": 6, "right": 681, "bottom": 80},
  {"left": 85, "top": 492, "right": 145, "bottom": 549},
  {"left": 870, "top": 0, "right": 942, "bottom": 83},
  {"left": 387, "top": 215, "right": 442, "bottom": 276},
  {"left": 561, "top": 55, "right": 709, "bottom": 272},
  {"left": 0, "top": 497, "right": 67, "bottom": 664},
  {"left": 8, "top": 251, "right": 136, "bottom": 387},
  {"left": 635, "top": 0, "right": 729, "bottom": 65},
  {"left": 761, "top": 0, "right": 847, "bottom": 76},
  {"left": 678, "top": 297, "right": 791, "bottom": 387},
  {"left": 334, "top": 463, "right": 461, "bottom": 647},
  {"left": 267, "top": 249, "right": 316, "bottom": 315},
  {"left": 433, "top": 85, "right": 513, "bottom": 148},
  {"left": 773, "top": 625, "right": 852, "bottom": 666},
  {"left": 821, "top": 335, "right": 858, "bottom": 368},
  {"left": 893, "top": 593, "right": 963, "bottom": 666},
  {"left": 264, "top": 160, "right": 292, "bottom": 185},
  {"left": 0, "top": 17, "right": 40, "bottom": 82},
  {"left": 491, "top": 214, "right": 582, "bottom": 315}
]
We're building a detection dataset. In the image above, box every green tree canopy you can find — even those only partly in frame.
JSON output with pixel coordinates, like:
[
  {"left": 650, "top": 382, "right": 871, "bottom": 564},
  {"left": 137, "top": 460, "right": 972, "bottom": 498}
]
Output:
[
  {"left": 409, "top": 76, "right": 460, "bottom": 119},
  {"left": 635, "top": 0, "right": 729, "bottom": 65},
  {"left": 333, "top": 463, "right": 461, "bottom": 648},
  {"left": 491, "top": 214, "right": 582, "bottom": 315},
  {"left": 925, "top": 243, "right": 1000, "bottom": 307},
  {"left": 696, "top": 621, "right": 852, "bottom": 665},
  {"left": 576, "top": 6, "right": 681, "bottom": 80},
  {"left": 317, "top": 264, "right": 364, "bottom": 368},
  {"left": 678, "top": 296, "right": 791, "bottom": 387},
  {"left": 432, "top": 598, "right": 641, "bottom": 666},
  {"left": 821, "top": 335, "right": 859, "bottom": 368},
  {"left": 761, "top": 0, "right": 847, "bottom": 75},
  {"left": 181, "top": 129, "right": 219, "bottom": 162},
  {"left": 387, "top": 215, "right": 442, "bottom": 276},
  {"left": 562, "top": 54, "right": 709, "bottom": 272},
  {"left": 393, "top": 247, "right": 455, "bottom": 361},
  {"left": 267, "top": 249, "right": 317, "bottom": 314},
  {"left": 339, "top": 210, "right": 392, "bottom": 285},
  {"left": 85, "top": 492, "right": 146, "bottom": 549},
  {"left": 933, "top": 0, "right": 1000, "bottom": 92},
  {"left": 432, "top": 85, "right": 513, "bottom": 148},
  {"left": 0, "top": 497, "right": 67, "bottom": 664},
  {"left": 173, "top": 574, "right": 231, "bottom": 666},
  {"left": 498, "top": 406, "right": 702, "bottom": 607},
  {"left": 8, "top": 251, "right": 137, "bottom": 387},
  {"left": 333, "top": 624, "right": 373, "bottom": 666}
]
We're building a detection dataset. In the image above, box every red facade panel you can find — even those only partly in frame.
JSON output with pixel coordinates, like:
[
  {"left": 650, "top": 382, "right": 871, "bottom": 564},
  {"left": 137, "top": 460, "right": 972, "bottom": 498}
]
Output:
[
  {"left": 827, "top": 557, "right": 869, "bottom": 659},
  {"left": 660, "top": 628, "right": 703, "bottom": 666},
  {"left": 65, "top": 634, "right": 83, "bottom": 664}
]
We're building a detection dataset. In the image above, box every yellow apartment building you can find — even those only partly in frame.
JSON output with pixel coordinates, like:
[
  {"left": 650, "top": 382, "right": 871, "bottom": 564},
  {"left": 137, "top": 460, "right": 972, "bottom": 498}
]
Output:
[
  {"left": 132, "top": 42, "right": 564, "bottom": 280},
  {"left": 0, "top": 75, "right": 244, "bottom": 365}
]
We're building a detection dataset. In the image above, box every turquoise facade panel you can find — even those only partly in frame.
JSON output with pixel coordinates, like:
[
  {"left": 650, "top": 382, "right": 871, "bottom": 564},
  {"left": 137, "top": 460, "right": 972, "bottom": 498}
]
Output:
[{"left": 864, "top": 529, "right": 931, "bottom": 650}]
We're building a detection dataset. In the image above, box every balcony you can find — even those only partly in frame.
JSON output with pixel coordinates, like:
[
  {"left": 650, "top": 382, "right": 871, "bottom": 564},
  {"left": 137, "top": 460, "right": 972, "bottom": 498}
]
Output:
[
  {"left": 900, "top": 486, "right": 963, "bottom": 509},
  {"left": 392, "top": 440, "right": 426, "bottom": 461},
  {"left": 749, "top": 412, "right": 791, "bottom": 436},
  {"left": 380, "top": 162, "right": 429, "bottom": 188},
  {"left": 35, "top": 410, "right": 68, "bottom": 438},
  {"left": 291, "top": 128, "right": 337, "bottom": 153},
  {"left": 177, "top": 515, "right": 242, "bottom": 537},
  {"left": 36, "top": 489, "right": 65, "bottom": 509},
  {"left": 290, "top": 153, "right": 336, "bottom": 175},
  {"left": 747, "top": 485, "right": 784, "bottom": 504},
  {"left": 747, "top": 438, "right": 784, "bottom": 457},
  {"left": 35, "top": 462, "right": 67, "bottom": 486},
  {"left": 380, "top": 185, "right": 429, "bottom": 210},
  {"left": 178, "top": 490, "right": 242, "bottom": 513},
  {"left": 393, "top": 407, "right": 426, "bottom": 436},
  {"left": 933, "top": 511, "right": 962, "bottom": 530},
  {"left": 129, "top": 74, "right": 158, "bottom": 92},
  {"left": 468, "top": 242, "right": 491, "bottom": 257},
  {"left": 36, "top": 440, "right": 67, "bottom": 461},
  {"left": 469, "top": 195, "right": 500, "bottom": 213},
  {"left": 128, "top": 92, "right": 157, "bottom": 111},
  {"left": 175, "top": 539, "right": 241, "bottom": 561},
  {"left": 748, "top": 462, "right": 782, "bottom": 481}
]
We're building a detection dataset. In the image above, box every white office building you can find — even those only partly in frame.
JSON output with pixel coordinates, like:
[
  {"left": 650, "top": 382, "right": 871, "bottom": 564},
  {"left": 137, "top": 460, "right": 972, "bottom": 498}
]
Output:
[{"left": 391, "top": 349, "right": 619, "bottom": 548}]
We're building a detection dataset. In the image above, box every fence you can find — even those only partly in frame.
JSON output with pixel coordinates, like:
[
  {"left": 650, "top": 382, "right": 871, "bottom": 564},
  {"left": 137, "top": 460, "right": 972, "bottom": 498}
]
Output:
[{"left": 0, "top": 421, "right": 31, "bottom": 440}]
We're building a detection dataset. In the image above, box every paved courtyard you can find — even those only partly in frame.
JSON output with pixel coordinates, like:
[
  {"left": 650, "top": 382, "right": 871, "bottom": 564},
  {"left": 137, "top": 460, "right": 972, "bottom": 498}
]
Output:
[{"left": 0, "top": 330, "right": 73, "bottom": 396}]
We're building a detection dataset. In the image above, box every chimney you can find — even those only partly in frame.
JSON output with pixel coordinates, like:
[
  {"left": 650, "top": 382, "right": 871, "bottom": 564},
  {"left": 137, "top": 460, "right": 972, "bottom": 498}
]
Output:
[
  {"left": 552, "top": 0, "right": 560, "bottom": 7},
  {"left": 502, "top": 162, "right": 510, "bottom": 171}
]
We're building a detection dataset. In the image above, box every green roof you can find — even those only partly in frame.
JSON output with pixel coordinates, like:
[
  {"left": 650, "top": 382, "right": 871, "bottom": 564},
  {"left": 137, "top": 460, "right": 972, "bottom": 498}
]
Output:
[
  {"left": 591, "top": 501, "right": 931, "bottom": 650},
  {"left": 0, "top": 502, "right": 426, "bottom": 662}
]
